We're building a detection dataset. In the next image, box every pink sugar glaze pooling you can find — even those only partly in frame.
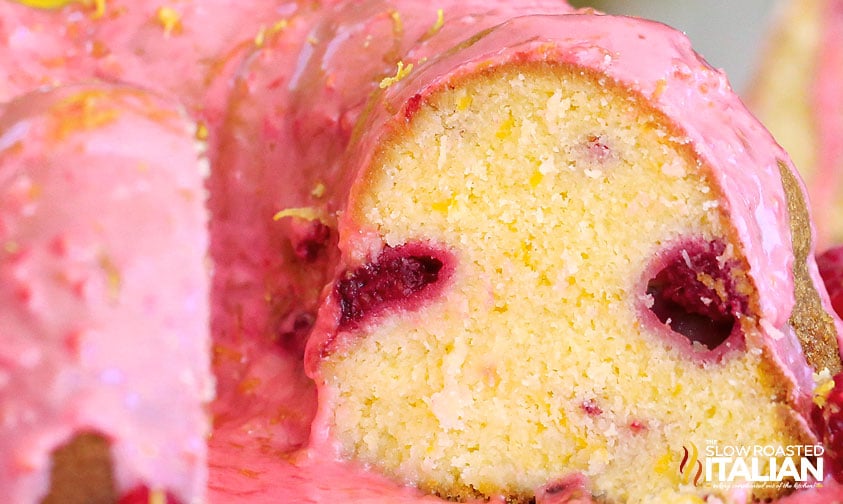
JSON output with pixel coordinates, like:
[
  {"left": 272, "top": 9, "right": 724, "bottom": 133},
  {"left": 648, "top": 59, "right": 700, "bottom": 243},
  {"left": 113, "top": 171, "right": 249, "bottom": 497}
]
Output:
[
  {"left": 0, "top": 85, "right": 210, "bottom": 504},
  {"left": 0, "top": 0, "right": 297, "bottom": 134}
]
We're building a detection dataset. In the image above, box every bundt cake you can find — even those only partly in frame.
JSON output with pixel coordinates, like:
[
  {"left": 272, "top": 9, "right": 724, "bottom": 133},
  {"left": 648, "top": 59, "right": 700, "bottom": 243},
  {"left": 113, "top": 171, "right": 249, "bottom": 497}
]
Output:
[
  {"left": 0, "top": 85, "right": 211, "bottom": 503},
  {"left": 301, "top": 8, "right": 843, "bottom": 504},
  {"left": 747, "top": 0, "right": 843, "bottom": 250},
  {"left": 2, "top": 1, "right": 843, "bottom": 503}
]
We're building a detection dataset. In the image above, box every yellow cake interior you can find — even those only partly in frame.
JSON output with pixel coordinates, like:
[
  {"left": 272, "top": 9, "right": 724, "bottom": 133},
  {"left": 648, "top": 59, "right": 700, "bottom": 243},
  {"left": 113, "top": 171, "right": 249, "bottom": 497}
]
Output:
[{"left": 321, "top": 64, "right": 809, "bottom": 502}]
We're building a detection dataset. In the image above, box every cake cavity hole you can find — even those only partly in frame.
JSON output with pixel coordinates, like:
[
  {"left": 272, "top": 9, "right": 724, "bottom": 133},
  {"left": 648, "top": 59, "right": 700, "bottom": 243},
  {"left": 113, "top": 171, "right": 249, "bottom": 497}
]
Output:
[
  {"left": 644, "top": 239, "right": 747, "bottom": 354},
  {"left": 336, "top": 243, "right": 453, "bottom": 330}
]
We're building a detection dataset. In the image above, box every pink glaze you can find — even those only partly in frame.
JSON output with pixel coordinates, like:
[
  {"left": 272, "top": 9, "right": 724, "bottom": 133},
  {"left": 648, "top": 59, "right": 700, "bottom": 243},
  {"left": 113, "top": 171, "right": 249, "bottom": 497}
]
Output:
[
  {"left": 0, "top": 85, "right": 210, "bottom": 503},
  {"left": 3, "top": 2, "right": 842, "bottom": 503},
  {"left": 810, "top": 0, "right": 843, "bottom": 251},
  {"left": 0, "top": 0, "right": 294, "bottom": 131}
]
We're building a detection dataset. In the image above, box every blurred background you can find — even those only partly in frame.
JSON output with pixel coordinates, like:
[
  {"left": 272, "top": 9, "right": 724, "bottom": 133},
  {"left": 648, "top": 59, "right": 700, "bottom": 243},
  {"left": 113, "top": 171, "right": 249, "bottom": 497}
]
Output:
[{"left": 569, "top": 0, "right": 779, "bottom": 92}]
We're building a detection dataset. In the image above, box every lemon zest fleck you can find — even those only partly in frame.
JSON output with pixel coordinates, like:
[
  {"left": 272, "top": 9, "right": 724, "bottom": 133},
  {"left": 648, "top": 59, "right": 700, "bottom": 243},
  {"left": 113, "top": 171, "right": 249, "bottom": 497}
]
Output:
[
  {"left": 272, "top": 19, "right": 289, "bottom": 32},
  {"left": 13, "top": 0, "right": 106, "bottom": 18},
  {"left": 379, "top": 61, "right": 413, "bottom": 89},
  {"left": 156, "top": 6, "right": 182, "bottom": 36},
  {"left": 310, "top": 182, "right": 326, "bottom": 199},
  {"left": 254, "top": 25, "right": 267, "bottom": 47},
  {"left": 237, "top": 377, "right": 262, "bottom": 395},
  {"left": 254, "top": 19, "right": 288, "bottom": 47},
  {"left": 457, "top": 94, "right": 473, "bottom": 110},
  {"left": 11, "top": 0, "right": 75, "bottom": 9},
  {"left": 814, "top": 371, "right": 836, "bottom": 407},
  {"left": 273, "top": 207, "right": 329, "bottom": 224},
  {"left": 495, "top": 112, "right": 515, "bottom": 139},
  {"left": 87, "top": 0, "right": 105, "bottom": 19},
  {"left": 51, "top": 90, "right": 120, "bottom": 139},
  {"left": 427, "top": 8, "right": 444, "bottom": 36},
  {"left": 389, "top": 10, "right": 403, "bottom": 35},
  {"left": 195, "top": 121, "right": 209, "bottom": 141},
  {"left": 99, "top": 254, "right": 122, "bottom": 301},
  {"left": 239, "top": 468, "right": 261, "bottom": 479}
]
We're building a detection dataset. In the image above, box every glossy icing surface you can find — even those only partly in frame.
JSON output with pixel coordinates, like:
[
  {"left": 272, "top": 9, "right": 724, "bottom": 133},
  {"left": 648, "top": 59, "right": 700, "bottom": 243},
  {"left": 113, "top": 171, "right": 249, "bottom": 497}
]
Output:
[
  {"left": 0, "top": 1, "right": 841, "bottom": 502},
  {"left": 0, "top": 85, "right": 210, "bottom": 503},
  {"left": 0, "top": 0, "right": 293, "bottom": 128}
]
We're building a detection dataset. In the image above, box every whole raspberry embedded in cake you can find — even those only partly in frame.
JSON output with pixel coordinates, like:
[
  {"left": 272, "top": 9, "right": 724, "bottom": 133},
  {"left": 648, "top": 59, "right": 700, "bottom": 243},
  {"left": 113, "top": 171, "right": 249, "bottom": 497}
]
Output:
[{"left": 335, "top": 243, "right": 454, "bottom": 330}]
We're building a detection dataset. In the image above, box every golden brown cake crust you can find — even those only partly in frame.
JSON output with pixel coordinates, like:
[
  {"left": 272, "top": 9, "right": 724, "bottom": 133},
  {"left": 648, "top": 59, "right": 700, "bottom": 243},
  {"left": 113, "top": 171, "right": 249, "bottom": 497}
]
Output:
[
  {"left": 779, "top": 161, "right": 842, "bottom": 374},
  {"left": 41, "top": 433, "right": 116, "bottom": 504}
]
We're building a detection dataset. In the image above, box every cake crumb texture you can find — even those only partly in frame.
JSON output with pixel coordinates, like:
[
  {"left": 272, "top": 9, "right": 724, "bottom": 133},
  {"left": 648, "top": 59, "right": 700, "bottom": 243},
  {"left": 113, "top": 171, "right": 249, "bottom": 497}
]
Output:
[{"left": 322, "top": 65, "right": 810, "bottom": 502}]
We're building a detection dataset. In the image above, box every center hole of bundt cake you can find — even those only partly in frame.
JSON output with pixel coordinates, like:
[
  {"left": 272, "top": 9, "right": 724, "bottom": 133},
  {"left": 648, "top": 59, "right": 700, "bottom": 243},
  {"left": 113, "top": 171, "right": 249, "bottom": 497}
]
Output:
[
  {"left": 645, "top": 239, "right": 747, "bottom": 351},
  {"left": 336, "top": 243, "right": 452, "bottom": 329}
]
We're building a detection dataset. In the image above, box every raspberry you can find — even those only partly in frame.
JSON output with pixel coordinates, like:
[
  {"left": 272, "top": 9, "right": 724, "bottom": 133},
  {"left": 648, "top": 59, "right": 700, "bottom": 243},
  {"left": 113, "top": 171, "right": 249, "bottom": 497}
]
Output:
[
  {"left": 536, "top": 474, "right": 594, "bottom": 504},
  {"left": 291, "top": 220, "right": 332, "bottom": 262},
  {"left": 585, "top": 134, "right": 612, "bottom": 163},
  {"left": 118, "top": 486, "right": 182, "bottom": 504},
  {"left": 580, "top": 399, "right": 602, "bottom": 416},
  {"left": 336, "top": 243, "right": 452, "bottom": 329},
  {"left": 817, "top": 246, "right": 843, "bottom": 318},
  {"left": 646, "top": 239, "right": 747, "bottom": 351}
]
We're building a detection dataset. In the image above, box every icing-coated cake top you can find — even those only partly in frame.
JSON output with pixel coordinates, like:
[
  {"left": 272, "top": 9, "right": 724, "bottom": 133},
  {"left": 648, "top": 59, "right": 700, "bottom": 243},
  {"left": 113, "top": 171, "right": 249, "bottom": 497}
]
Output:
[{"left": 0, "top": 85, "right": 211, "bottom": 503}]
